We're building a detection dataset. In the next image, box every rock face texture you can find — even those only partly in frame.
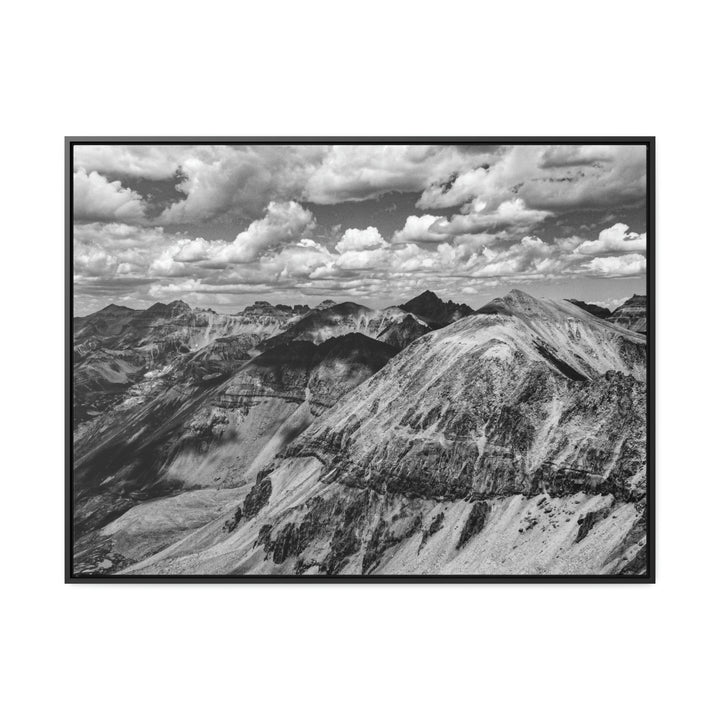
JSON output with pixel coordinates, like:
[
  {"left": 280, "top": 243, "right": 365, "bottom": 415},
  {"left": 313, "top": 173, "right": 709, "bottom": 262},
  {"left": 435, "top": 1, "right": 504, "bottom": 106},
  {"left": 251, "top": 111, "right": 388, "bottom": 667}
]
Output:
[
  {"left": 399, "top": 290, "right": 474, "bottom": 328},
  {"left": 609, "top": 295, "right": 647, "bottom": 334},
  {"left": 566, "top": 299, "right": 612, "bottom": 319},
  {"left": 73, "top": 300, "right": 308, "bottom": 429},
  {"left": 72, "top": 325, "right": 398, "bottom": 574},
  {"left": 256, "top": 301, "right": 431, "bottom": 352},
  {"left": 254, "top": 290, "right": 474, "bottom": 355},
  {"left": 376, "top": 313, "right": 430, "bottom": 349},
  {"left": 116, "top": 291, "right": 647, "bottom": 578}
]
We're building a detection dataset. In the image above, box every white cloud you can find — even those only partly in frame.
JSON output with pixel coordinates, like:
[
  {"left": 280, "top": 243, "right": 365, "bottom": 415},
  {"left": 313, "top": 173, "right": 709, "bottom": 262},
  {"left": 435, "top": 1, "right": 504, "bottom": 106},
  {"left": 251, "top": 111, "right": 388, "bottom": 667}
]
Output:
[
  {"left": 212, "top": 201, "right": 316, "bottom": 263},
  {"left": 173, "top": 238, "right": 216, "bottom": 262},
  {"left": 538, "top": 145, "right": 615, "bottom": 168},
  {"left": 585, "top": 253, "right": 646, "bottom": 277},
  {"left": 73, "top": 169, "right": 146, "bottom": 222},
  {"left": 74, "top": 223, "right": 173, "bottom": 279},
  {"left": 335, "top": 247, "right": 389, "bottom": 270},
  {"left": 156, "top": 146, "right": 325, "bottom": 224},
  {"left": 304, "top": 145, "right": 484, "bottom": 204},
  {"left": 74, "top": 145, "right": 190, "bottom": 179},
  {"left": 432, "top": 198, "right": 552, "bottom": 236},
  {"left": 418, "top": 145, "right": 646, "bottom": 212},
  {"left": 575, "top": 223, "right": 646, "bottom": 255},
  {"left": 149, "top": 250, "right": 194, "bottom": 277},
  {"left": 260, "top": 243, "right": 334, "bottom": 279},
  {"left": 392, "top": 215, "right": 448, "bottom": 244},
  {"left": 335, "top": 226, "right": 387, "bottom": 253},
  {"left": 73, "top": 144, "right": 648, "bottom": 311},
  {"left": 74, "top": 246, "right": 118, "bottom": 275}
]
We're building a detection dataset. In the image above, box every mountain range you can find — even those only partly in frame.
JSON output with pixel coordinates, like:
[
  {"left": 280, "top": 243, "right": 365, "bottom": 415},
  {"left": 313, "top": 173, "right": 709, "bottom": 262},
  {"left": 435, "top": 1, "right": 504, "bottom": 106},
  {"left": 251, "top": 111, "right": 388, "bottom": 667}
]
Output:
[{"left": 72, "top": 290, "right": 648, "bottom": 576}]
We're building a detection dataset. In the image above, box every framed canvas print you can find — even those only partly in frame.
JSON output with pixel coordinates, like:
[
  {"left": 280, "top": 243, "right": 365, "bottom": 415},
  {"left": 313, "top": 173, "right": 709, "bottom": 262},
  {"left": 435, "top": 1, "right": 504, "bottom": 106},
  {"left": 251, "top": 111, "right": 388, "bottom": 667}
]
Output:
[{"left": 66, "top": 137, "right": 654, "bottom": 582}]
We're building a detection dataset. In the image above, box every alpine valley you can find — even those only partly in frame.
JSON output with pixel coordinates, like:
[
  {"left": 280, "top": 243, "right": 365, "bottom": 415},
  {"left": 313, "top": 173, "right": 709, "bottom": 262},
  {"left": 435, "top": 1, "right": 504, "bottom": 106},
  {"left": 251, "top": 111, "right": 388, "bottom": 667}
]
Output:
[{"left": 72, "top": 290, "right": 648, "bottom": 577}]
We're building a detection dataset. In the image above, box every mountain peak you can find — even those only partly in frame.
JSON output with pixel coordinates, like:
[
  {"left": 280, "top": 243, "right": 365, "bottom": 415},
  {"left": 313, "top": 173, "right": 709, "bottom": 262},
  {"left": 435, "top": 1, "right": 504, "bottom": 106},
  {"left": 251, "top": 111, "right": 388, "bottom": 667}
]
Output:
[
  {"left": 399, "top": 290, "right": 473, "bottom": 328},
  {"left": 478, "top": 289, "right": 546, "bottom": 315},
  {"left": 144, "top": 300, "right": 190, "bottom": 316},
  {"left": 93, "top": 303, "right": 135, "bottom": 316},
  {"left": 315, "top": 299, "right": 336, "bottom": 310}
]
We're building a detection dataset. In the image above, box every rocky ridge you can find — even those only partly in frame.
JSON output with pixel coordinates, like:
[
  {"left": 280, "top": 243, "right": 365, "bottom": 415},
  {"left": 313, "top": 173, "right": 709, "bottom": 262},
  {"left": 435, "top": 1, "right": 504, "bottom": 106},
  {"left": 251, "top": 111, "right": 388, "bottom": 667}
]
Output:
[
  {"left": 72, "top": 331, "right": 398, "bottom": 574},
  {"left": 119, "top": 291, "right": 648, "bottom": 577},
  {"left": 609, "top": 294, "right": 647, "bottom": 333}
]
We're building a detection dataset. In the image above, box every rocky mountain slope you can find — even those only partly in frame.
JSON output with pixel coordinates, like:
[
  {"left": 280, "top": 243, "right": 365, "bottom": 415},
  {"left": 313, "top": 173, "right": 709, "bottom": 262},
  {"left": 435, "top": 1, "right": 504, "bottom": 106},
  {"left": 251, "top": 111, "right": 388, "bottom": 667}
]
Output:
[
  {"left": 118, "top": 291, "right": 648, "bottom": 577},
  {"left": 256, "top": 301, "right": 431, "bottom": 352},
  {"left": 609, "top": 294, "right": 647, "bottom": 333},
  {"left": 255, "top": 290, "right": 474, "bottom": 354},
  {"left": 73, "top": 300, "right": 309, "bottom": 429},
  {"left": 73, "top": 332, "right": 398, "bottom": 575},
  {"left": 566, "top": 299, "right": 612, "bottom": 319}
]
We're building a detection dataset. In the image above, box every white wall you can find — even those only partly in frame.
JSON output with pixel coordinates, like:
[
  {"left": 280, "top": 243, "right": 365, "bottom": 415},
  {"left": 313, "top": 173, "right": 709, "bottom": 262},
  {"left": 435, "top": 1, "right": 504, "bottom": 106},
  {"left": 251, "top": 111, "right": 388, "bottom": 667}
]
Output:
[{"left": 2, "top": 1, "right": 717, "bottom": 718}]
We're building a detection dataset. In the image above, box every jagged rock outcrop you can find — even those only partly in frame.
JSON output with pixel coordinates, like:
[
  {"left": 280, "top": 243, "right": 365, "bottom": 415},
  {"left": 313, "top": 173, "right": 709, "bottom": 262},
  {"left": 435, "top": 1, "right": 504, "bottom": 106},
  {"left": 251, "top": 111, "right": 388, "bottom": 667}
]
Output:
[
  {"left": 256, "top": 302, "right": 430, "bottom": 352},
  {"left": 609, "top": 295, "right": 647, "bottom": 333},
  {"left": 399, "top": 290, "right": 474, "bottom": 328},
  {"left": 376, "top": 314, "right": 431, "bottom": 349}
]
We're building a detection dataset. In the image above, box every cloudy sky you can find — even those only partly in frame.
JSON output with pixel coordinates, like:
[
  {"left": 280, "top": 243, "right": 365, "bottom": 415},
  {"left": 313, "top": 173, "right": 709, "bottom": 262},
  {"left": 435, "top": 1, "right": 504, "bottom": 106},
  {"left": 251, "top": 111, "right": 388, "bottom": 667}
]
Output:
[{"left": 73, "top": 143, "right": 648, "bottom": 315}]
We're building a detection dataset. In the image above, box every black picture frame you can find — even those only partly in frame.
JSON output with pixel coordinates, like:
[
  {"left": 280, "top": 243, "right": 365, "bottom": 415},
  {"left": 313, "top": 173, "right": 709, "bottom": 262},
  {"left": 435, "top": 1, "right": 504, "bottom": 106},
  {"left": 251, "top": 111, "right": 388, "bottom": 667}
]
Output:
[{"left": 66, "top": 136, "right": 655, "bottom": 583}]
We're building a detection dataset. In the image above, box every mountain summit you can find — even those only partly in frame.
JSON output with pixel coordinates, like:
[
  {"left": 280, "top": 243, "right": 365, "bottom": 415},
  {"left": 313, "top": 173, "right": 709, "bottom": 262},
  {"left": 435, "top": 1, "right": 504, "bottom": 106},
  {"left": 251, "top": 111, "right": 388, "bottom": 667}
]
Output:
[{"left": 398, "top": 290, "right": 474, "bottom": 328}]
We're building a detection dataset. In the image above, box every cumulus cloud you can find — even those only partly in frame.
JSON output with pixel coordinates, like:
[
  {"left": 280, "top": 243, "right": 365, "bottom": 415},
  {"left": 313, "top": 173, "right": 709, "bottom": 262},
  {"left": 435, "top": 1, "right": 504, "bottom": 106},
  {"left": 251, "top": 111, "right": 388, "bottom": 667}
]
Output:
[
  {"left": 74, "top": 145, "right": 191, "bottom": 179},
  {"left": 261, "top": 242, "right": 334, "bottom": 279},
  {"left": 432, "top": 198, "right": 552, "bottom": 236},
  {"left": 160, "top": 147, "right": 325, "bottom": 224},
  {"left": 335, "top": 226, "right": 387, "bottom": 252},
  {"left": 574, "top": 223, "right": 646, "bottom": 255},
  {"left": 216, "top": 200, "right": 315, "bottom": 263},
  {"left": 304, "top": 145, "right": 485, "bottom": 204},
  {"left": 74, "top": 169, "right": 146, "bottom": 222},
  {"left": 538, "top": 145, "right": 615, "bottom": 169},
  {"left": 173, "top": 238, "right": 215, "bottom": 262},
  {"left": 585, "top": 253, "right": 646, "bottom": 277},
  {"left": 74, "top": 223, "right": 172, "bottom": 279},
  {"left": 73, "top": 144, "right": 646, "bottom": 234},
  {"left": 167, "top": 200, "right": 317, "bottom": 265},
  {"left": 74, "top": 145, "right": 490, "bottom": 226},
  {"left": 392, "top": 215, "right": 448, "bottom": 244},
  {"left": 335, "top": 248, "right": 390, "bottom": 271},
  {"left": 418, "top": 145, "right": 646, "bottom": 212},
  {"left": 73, "top": 144, "right": 647, "bottom": 312}
]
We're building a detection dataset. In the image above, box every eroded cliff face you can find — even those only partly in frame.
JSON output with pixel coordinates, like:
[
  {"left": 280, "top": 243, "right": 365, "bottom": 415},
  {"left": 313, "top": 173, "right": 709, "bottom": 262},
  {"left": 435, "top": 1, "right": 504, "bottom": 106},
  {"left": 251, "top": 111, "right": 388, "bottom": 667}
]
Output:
[
  {"left": 72, "top": 332, "right": 398, "bottom": 575},
  {"left": 398, "top": 289, "right": 474, "bottom": 327},
  {"left": 256, "top": 302, "right": 431, "bottom": 352},
  {"left": 73, "top": 300, "right": 308, "bottom": 430},
  {"left": 121, "top": 291, "right": 648, "bottom": 577},
  {"left": 253, "top": 290, "right": 475, "bottom": 354},
  {"left": 609, "top": 294, "right": 647, "bottom": 333},
  {"left": 158, "top": 334, "right": 399, "bottom": 495}
]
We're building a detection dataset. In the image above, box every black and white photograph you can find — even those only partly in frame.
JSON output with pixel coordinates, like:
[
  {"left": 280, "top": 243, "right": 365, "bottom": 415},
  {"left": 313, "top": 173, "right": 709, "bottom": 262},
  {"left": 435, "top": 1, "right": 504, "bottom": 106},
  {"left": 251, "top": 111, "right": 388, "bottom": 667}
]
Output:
[
  {"left": 69, "top": 140, "right": 652, "bottom": 579},
  {"left": 9, "top": 2, "right": 720, "bottom": 718}
]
